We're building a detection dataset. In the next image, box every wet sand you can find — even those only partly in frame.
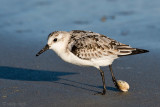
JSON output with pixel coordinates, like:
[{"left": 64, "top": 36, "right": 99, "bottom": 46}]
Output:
[{"left": 0, "top": 0, "right": 160, "bottom": 107}]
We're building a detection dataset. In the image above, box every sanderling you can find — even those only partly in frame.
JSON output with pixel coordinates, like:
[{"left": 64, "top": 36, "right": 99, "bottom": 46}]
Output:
[{"left": 36, "top": 30, "right": 149, "bottom": 95}]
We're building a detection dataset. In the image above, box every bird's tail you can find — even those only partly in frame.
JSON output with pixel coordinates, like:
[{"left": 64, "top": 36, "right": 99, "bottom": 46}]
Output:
[
  {"left": 118, "top": 48, "right": 149, "bottom": 56},
  {"left": 130, "top": 48, "right": 149, "bottom": 55}
]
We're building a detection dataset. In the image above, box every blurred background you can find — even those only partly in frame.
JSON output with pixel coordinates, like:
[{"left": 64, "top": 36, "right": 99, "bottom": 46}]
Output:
[
  {"left": 0, "top": 0, "right": 159, "bottom": 68},
  {"left": 0, "top": 0, "right": 160, "bottom": 107}
]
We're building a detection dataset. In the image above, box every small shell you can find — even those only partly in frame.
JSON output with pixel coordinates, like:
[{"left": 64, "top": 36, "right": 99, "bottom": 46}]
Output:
[{"left": 117, "top": 80, "right": 129, "bottom": 92}]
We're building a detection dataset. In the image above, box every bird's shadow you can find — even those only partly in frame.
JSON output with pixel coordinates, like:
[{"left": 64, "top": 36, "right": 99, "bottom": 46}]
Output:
[
  {"left": 0, "top": 66, "right": 118, "bottom": 92},
  {"left": 60, "top": 78, "right": 119, "bottom": 92},
  {"left": 0, "top": 66, "right": 76, "bottom": 81}
]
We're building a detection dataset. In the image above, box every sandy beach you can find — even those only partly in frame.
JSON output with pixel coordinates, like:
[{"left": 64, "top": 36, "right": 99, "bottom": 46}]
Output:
[{"left": 0, "top": 0, "right": 160, "bottom": 106}]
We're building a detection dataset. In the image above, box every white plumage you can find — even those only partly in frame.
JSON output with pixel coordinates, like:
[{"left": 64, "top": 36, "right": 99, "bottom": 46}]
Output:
[{"left": 47, "top": 30, "right": 137, "bottom": 68}]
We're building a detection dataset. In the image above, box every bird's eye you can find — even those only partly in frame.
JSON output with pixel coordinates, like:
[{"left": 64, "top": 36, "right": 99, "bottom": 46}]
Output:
[{"left": 53, "top": 38, "right": 57, "bottom": 42}]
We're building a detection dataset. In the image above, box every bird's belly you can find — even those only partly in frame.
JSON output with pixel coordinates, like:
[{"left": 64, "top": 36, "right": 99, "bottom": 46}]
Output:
[
  {"left": 91, "top": 57, "right": 115, "bottom": 67},
  {"left": 59, "top": 52, "right": 118, "bottom": 67},
  {"left": 64, "top": 54, "right": 94, "bottom": 66}
]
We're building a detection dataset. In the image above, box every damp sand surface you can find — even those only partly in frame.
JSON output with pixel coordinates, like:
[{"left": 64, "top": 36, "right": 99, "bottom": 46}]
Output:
[{"left": 0, "top": 0, "right": 160, "bottom": 106}]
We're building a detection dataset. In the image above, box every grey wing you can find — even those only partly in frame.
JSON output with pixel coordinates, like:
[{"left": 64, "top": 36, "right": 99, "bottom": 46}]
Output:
[
  {"left": 68, "top": 30, "right": 136, "bottom": 60},
  {"left": 69, "top": 35, "right": 108, "bottom": 60}
]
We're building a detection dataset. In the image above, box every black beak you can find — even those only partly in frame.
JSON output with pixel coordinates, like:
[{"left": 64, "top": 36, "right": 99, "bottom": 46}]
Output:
[{"left": 36, "top": 44, "right": 49, "bottom": 56}]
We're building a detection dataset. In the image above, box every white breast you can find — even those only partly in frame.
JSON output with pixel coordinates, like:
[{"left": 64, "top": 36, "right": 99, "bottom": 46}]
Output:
[{"left": 58, "top": 50, "right": 118, "bottom": 68}]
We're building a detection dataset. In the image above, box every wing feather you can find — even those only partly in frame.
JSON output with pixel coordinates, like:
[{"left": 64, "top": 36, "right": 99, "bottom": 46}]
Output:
[{"left": 68, "top": 30, "right": 136, "bottom": 60}]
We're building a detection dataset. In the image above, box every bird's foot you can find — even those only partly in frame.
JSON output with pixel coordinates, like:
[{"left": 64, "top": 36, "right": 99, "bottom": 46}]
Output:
[
  {"left": 115, "top": 84, "right": 120, "bottom": 90},
  {"left": 113, "top": 81, "right": 121, "bottom": 90},
  {"left": 94, "top": 90, "right": 106, "bottom": 95}
]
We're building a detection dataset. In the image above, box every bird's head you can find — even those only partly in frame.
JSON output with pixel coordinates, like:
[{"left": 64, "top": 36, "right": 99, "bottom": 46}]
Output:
[{"left": 36, "top": 31, "right": 70, "bottom": 56}]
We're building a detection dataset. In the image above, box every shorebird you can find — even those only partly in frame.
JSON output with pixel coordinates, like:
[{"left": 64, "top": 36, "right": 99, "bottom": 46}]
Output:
[{"left": 36, "top": 30, "right": 149, "bottom": 95}]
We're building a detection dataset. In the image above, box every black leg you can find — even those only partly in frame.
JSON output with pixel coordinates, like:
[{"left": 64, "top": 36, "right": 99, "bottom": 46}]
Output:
[
  {"left": 96, "top": 69, "right": 106, "bottom": 95},
  {"left": 109, "top": 65, "right": 119, "bottom": 89}
]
